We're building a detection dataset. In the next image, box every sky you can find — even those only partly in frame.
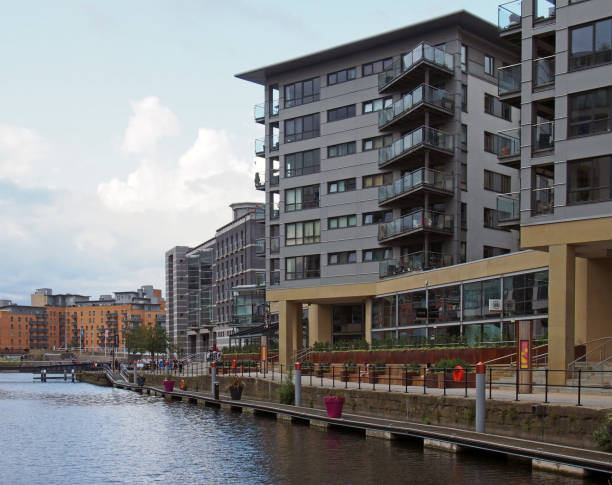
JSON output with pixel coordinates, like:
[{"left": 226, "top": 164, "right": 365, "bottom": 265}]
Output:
[{"left": 0, "top": 0, "right": 497, "bottom": 304}]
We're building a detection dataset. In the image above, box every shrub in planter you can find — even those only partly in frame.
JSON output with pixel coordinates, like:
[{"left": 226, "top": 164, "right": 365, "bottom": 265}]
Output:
[
  {"left": 277, "top": 371, "right": 294, "bottom": 405},
  {"left": 341, "top": 360, "right": 357, "bottom": 382},
  {"left": 316, "top": 362, "right": 330, "bottom": 377},
  {"left": 369, "top": 361, "right": 386, "bottom": 384},
  {"left": 228, "top": 376, "right": 244, "bottom": 400},
  {"left": 300, "top": 361, "right": 314, "bottom": 375}
]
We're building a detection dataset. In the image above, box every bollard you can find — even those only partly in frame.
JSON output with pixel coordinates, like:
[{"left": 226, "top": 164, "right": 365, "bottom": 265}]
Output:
[
  {"left": 294, "top": 362, "right": 302, "bottom": 407},
  {"left": 72, "top": 369, "right": 75, "bottom": 383},
  {"left": 64, "top": 370, "right": 67, "bottom": 381},
  {"left": 475, "top": 362, "right": 486, "bottom": 433},
  {"left": 211, "top": 362, "right": 217, "bottom": 395},
  {"left": 133, "top": 364, "right": 137, "bottom": 385},
  {"left": 214, "top": 382, "right": 219, "bottom": 400}
]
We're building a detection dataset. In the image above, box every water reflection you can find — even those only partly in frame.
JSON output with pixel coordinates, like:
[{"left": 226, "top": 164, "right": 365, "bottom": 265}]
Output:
[{"left": 0, "top": 373, "right": 603, "bottom": 484}]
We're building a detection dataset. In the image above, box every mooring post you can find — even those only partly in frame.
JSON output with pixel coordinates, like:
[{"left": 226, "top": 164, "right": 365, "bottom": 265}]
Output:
[
  {"left": 64, "top": 370, "right": 67, "bottom": 381},
  {"left": 211, "top": 361, "right": 217, "bottom": 395},
  {"left": 72, "top": 369, "right": 75, "bottom": 383},
  {"left": 476, "top": 362, "right": 486, "bottom": 433},
  {"left": 133, "top": 361, "right": 137, "bottom": 385},
  {"left": 42, "top": 369, "right": 46, "bottom": 383},
  {"left": 294, "top": 362, "right": 302, "bottom": 407}
]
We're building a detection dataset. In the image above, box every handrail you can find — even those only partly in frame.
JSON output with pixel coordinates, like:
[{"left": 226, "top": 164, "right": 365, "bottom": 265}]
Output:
[{"left": 568, "top": 336, "right": 612, "bottom": 371}]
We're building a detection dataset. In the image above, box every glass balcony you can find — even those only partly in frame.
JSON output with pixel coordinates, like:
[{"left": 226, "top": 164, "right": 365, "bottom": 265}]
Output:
[
  {"left": 254, "top": 205, "right": 265, "bottom": 220},
  {"left": 254, "top": 103, "right": 265, "bottom": 124},
  {"left": 378, "top": 126, "right": 453, "bottom": 168},
  {"left": 532, "top": 121, "right": 554, "bottom": 152},
  {"left": 270, "top": 132, "right": 279, "bottom": 152},
  {"left": 270, "top": 99, "right": 279, "bottom": 117},
  {"left": 379, "top": 252, "right": 452, "bottom": 278},
  {"left": 378, "top": 168, "right": 453, "bottom": 205},
  {"left": 255, "top": 138, "right": 265, "bottom": 157},
  {"left": 269, "top": 168, "right": 279, "bottom": 186},
  {"left": 270, "top": 236, "right": 280, "bottom": 254},
  {"left": 498, "top": 0, "right": 521, "bottom": 31},
  {"left": 378, "top": 43, "right": 454, "bottom": 92},
  {"left": 497, "top": 128, "right": 520, "bottom": 159},
  {"left": 498, "top": 63, "right": 521, "bottom": 96},
  {"left": 378, "top": 84, "right": 454, "bottom": 129},
  {"left": 254, "top": 172, "right": 265, "bottom": 191},
  {"left": 534, "top": 0, "right": 555, "bottom": 23},
  {"left": 496, "top": 193, "right": 520, "bottom": 222},
  {"left": 270, "top": 205, "right": 280, "bottom": 220},
  {"left": 533, "top": 56, "right": 555, "bottom": 89},
  {"left": 378, "top": 209, "right": 453, "bottom": 242},
  {"left": 532, "top": 187, "right": 554, "bottom": 215}
]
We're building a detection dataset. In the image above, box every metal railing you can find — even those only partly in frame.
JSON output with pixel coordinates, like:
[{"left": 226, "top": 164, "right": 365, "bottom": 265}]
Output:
[
  {"left": 378, "top": 168, "right": 453, "bottom": 204},
  {"left": 378, "top": 43, "right": 453, "bottom": 91},
  {"left": 533, "top": 55, "right": 555, "bottom": 88},
  {"left": 378, "top": 126, "right": 453, "bottom": 166},
  {"left": 378, "top": 209, "right": 453, "bottom": 241},
  {"left": 568, "top": 337, "right": 612, "bottom": 372},
  {"left": 254, "top": 138, "right": 265, "bottom": 156},
  {"left": 532, "top": 186, "right": 554, "bottom": 215},
  {"left": 497, "top": 127, "right": 520, "bottom": 159},
  {"left": 532, "top": 121, "right": 554, "bottom": 152},
  {"left": 496, "top": 192, "right": 520, "bottom": 221},
  {"left": 498, "top": 0, "right": 521, "bottom": 31},
  {"left": 378, "top": 84, "right": 453, "bottom": 127},
  {"left": 379, "top": 251, "right": 452, "bottom": 278},
  {"left": 254, "top": 103, "right": 264, "bottom": 122},
  {"left": 498, "top": 63, "right": 521, "bottom": 96},
  {"left": 534, "top": 0, "right": 555, "bottom": 23}
]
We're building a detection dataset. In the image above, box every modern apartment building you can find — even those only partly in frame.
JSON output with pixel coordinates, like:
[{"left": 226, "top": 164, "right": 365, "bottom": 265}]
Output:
[
  {"left": 237, "top": 7, "right": 612, "bottom": 380},
  {"left": 165, "top": 245, "right": 191, "bottom": 352}
]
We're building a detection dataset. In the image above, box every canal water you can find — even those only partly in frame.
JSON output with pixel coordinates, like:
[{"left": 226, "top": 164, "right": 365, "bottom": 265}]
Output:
[{"left": 0, "top": 373, "right": 604, "bottom": 484}]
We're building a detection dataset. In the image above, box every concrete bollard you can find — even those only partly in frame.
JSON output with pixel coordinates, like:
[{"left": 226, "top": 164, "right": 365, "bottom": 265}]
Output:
[
  {"left": 211, "top": 362, "right": 217, "bottom": 395},
  {"left": 294, "top": 362, "right": 302, "bottom": 407},
  {"left": 133, "top": 363, "right": 137, "bottom": 385},
  {"left": 71, "top": 369, "right": 75, "bottom": 383},
  {"left": 476, "top": 362, "right": 486, "bottom": 433}
]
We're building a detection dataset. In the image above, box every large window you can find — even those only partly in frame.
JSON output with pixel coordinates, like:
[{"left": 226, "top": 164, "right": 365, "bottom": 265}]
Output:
[
  {"left": 483, "top": 246, "right": 510, "bottom": 258},
  {"left": 327, "top": 141, "right": 356, "bottom": 158},
  {"left": 372, "top": 296, "right": 395, "bottom": 329},
  {"left": 568, "top": 87, "right": 612, "bottom": 137},
  {"left": 327, "top": 67, "right": 356, "bottom": 86},
  {"left": 484, "top": 94, "right": 511, "bottom": 121},
  {"left": 328, "top": 214, "right": 357, "bottom": 229},
  {"left": 284, "top": 77, "right": 320, "bottom": 108},
  {"left": 285, "top": 220, "right": 320, "bottom": 246},
  {"left": 328, "top": 251, "right": 357, "bottom": 265},
  {"left": 484, "top": 169, "right": 511, "bottom": 193},
  {"left": 285, "top": 185, "right": 320, "bottom": 212},
  {"left": 398, "top": 291, "right": 427, "bottom": 326},
  {"left": 285, "top": 255, "right": 320, "bottom": 280},
  {"left": 285, "top": 149, "right": 320, "bottom": 177},
  {"left": 427, "top": 285, "right": 461, "bottom": 324},
  {"left": 363, "top": 97, "right": 392, "bottom": 113},
  {"left": 462, "top": 279, "right": 501, "bottom": 322},
  {"left": 484, "top": 55, "right": 495, "bottom": 76},
  {"left": 363, "top": 172, "right": 392, "bottom": 188},
  {"left": 362, "top": 57, "right": 393, "bottom": 76},
  {"left": 328, "top": 178, "right": 356, "bottom": 194},
  {"left": 567, "top": 155, "right": 612, "bottom": 204},
  {"left": 570, "top": 18, "right": 612, "bottom": 71},
  {"left": 363, "top": 210, "right": 392, "bottom": 225},
  {"left": 327, "top": 105, "right": 356, "bottom": 122},
  {"left": 503, "top": 271, "right": 548, "bottom": 317},
  {"left": 363, "top": 135, "right": 393, "bottom": 151},
  {"left": 285, "top": 113, "right": 320, "bottom": 143},
  {"left": 363, "top": 248, "right": 392, "bottom": 262},
  {"left": 484, "top": 131, "right": 498, "bottom": 153}
]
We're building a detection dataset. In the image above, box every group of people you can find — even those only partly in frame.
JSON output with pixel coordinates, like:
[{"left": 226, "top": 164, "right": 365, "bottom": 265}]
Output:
[
  {"left": 157, "top": 359, "right": 183, "bottom": 373},
  {"left": 206, "top": 344, "right": 222, "bottom": 362}
]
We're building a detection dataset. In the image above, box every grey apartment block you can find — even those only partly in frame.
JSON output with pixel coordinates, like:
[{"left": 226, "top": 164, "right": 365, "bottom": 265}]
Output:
[
  {"left": 237, "top": 11, "right": 522, "bottom": 291},
  {"left": 497, "top": 0, "right": 612, "bottom": 231},
  {"left": 165, "top": 246, "right": 190, "bottom": 354}
]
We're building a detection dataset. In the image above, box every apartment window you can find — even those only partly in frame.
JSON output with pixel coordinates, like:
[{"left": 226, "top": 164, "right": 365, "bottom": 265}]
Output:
[
  {"left": 286, "top": 255, "right": 320, "bottom": 280},
  {"left": 285, "top": 149, "right": 320, "bottom": 177},
  {"left": 461, "top": 203, "right": 467, "bottom": 231},
  {"left": 328, "top": 214, "right": 357, "bottom": 229},
  {"left": 567, "top": 155, "right": 612, "bottom": 204},
  {"left": 484, "top": 207, "right": 506, "bottom": 230},
  {"left": 461, "top": 163, "right": 467, "bottom": 191},
  {"left": 461, "top": 44, "right": 468, "bottom": 72},
  {"left": 363, "top": 135, "right": 393, "bottom": 151},
  {"left": 285, "top": 113, "right": 320, "bottom": 143},
  {"left": 327, "top": 67, "right": 356, "bottom": 86},
  {"left": 327, "top": 105, "right": 356, "bottom": 122},
  {"left": 461, "top": 84, "right": 468, "bottom": 112},
  {"left": 461, "top": 124, "right": 468, "bottom": 149},
  {"left": 363, "top": 248, "right": 393, "bottom": 262},
  {"left": 285, "top": 185, "right": 320, "bottom": 211},
  {"left": 484, "top": 55, "right": 495, "bottom": 76},
  {"left": 484, "top": 94, "right": 512, "bottom": 121},
  {"left": 286, "top": 220, "right": 321, "bottom": 246},
  {"left": 363, "top": 210, "right": 392, "bottom": 225},
  {"left": 484, "top": 131, "right": 498, "bottom": 153},
  {"left": 328, "top": 178, "right": 356, "bottom": 194},
  {"left": 570, "top": 18, "right": 612, "bottom": 71},
  {"left": 568, "top": 87, "right": 612, "bottom": 137},
  {"left": 362, "top": 58, "right": 393, "bottom": 76},
  {"left": 484, "top": 170, "right": 511, "bottom": 193},
  {"left": 328, "top": 141, "right": 356, "bottom": 158},
  {"left": 363, "top": 172, "right": 392, "bottom": 188},
  {"left": 483, "top": 246, "right": 510, "bottom": 258},
  {"left": 284, "top": 77, "right": 320, "bottom": 108},
  {"left": 363, "top": 97, "right": 393, "bottom": 113},
  {"left": 328, "top": 251, "right": 357, "bottom": 265}
]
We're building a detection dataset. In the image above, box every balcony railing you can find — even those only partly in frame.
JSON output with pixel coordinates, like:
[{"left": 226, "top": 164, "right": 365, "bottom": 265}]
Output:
[
  {"left": 270, "top": 206, "right": 280, "bottom": 220},
  {"left": 378, "top": 168, "right": 453, "bottom": 204},
  {"left": 270, "top": 99, "right": 279, "bottom": 117},
  {"left": 255, "top": 138, "right": 265, "bottom": 157},
  {"left": 254, "top": 103, "right": 265, "bottom": 123},
  {"left": 497, "top": 128, "right": 520, "bottom": 159},
  {"left": 378, "top": 209, "right": 453, "bottom": 241},
  {"left": 378, "top": 43, "right": 454, "bottom": 91},
  {"left": 378, "top": 84, "right": 454, "bottom": 128},
  {"left": 532, "top": 121, "right": 554, "bottom": 152},
  {"left": 532, "top": 187, "right": 554, "bottom": 216},
  {"left": 498, "top": 63, "right": 521, "bottom": 96},
  {"left": 533, "top": 56, "right": 555, "bottom": 89},
  {"left": 270, "top": 236, "right": 280, "bottom": 254},
  {"left": 534, "top": 0, "right": 555, "bottom": 23},
  {"left": 496, "top": 192, "right": 520, "bottom": 222},
  {"left": 255, "top": 238, "right": 265, "bottom": 255},
  {"left": 270, "top": 133, "right": 279, "bottom": 152},
  {"left": 378, "top": 126, "right": 453, "bottom": 167},
  {"left": 498, "top": 0, "right": 521, "bottom": 31},
  {"left": 379, "top": 251, "right": 452, "bottom": 278},
  {"left": 269, "top": 169, "right": 279, "bottom": 186},
  {"left": 254, "top": 172, "right": 265, "bottom": 191}
]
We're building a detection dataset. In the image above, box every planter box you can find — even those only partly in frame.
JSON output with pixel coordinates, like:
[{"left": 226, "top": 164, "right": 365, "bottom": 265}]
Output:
[
  {"left": 324, "top": 396, "right": 345, "bottom": 418},
  {"left": 229, "top": 385, "right": 243, "bottom": 400},
  {"left": 163, "top": 380, "right": 175, "bottom": 392},
  {"left": 401, "top": 372, "right": 420, "bottom": 386}
]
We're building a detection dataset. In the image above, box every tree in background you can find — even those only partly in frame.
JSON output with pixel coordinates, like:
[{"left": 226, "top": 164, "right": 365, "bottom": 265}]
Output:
[
  {"left": 143, "top": 324, "right": 168, "bottom": 361},
  {"left": 124, "top": 325, "right": 146, "bottom": 358}
]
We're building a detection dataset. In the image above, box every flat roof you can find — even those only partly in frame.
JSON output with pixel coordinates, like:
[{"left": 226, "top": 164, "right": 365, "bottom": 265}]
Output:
[{"left": 236, "top": 10, "right": 508, "bottom": 85}]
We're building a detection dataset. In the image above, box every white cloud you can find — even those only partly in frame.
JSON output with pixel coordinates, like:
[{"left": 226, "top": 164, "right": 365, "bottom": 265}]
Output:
[
  {"left": 0, "top": 124, "right": 46, "bottom": 182},
  {"left": 121, "top": 96, "right": 179, "bottom": 154},
  {"left": 74, "top": 230, "right": 117, "bottom": 253}
]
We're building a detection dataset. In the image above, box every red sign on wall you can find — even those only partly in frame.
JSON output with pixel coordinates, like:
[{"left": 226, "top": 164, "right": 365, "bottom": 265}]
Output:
[{"left": 520, "top": 340, "right": 530, "bottom": 369}]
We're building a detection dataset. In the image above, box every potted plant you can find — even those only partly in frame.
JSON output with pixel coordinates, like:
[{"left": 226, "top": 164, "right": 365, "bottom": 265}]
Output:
[
  {"left": 402, "top": 362, "right": 421, "bottom": 386},
  {"left": 228, "top": 376, "right": 244, "bottom": 400},
  {"left": 316, "top": 362, "right": 330, "bottom": 377},
  {"left": 163, "top": 377, "right": 175, "bottom": 392},
  {"left": 369, "top": 361, "right": 386, "bottom": 384},
  {"left": 324, "top": 395, "right": 345, "bottom": 418}
]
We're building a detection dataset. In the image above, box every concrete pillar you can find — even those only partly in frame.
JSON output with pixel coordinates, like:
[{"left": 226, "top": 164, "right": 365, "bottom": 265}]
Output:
[
  {"left": 308, "top": 304, "right": 332, "bottom": 347},
  {"left": 574, "top": 257, "right": 588, "bottom": 346},
  {"left": 279, "top": 301, "right": 301, "bottom": 365},
  {"left": 548, "top": 244, "right": 575, "bottom": 384},
  {"left": 584, "top": 258, "right": 612, "bottom": 361},
  {"left": 364, "top": 298, "right": 373, "bottom": 345}
]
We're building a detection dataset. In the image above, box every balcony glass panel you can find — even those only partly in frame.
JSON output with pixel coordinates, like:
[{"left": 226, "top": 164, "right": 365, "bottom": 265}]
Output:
[
  {"left": 254, "top": 103, "right": 264, "bottom": 121},
  {"left": 498, "top": 64, "right": 521, "bottom": 95},
  {"left": 498, "top": 0, "right": 521, "bottom": 31},
  {"left": 270, "top": 132, "right": 279, "bottom": 151},
  {"left": 378, "top": 168, "right": 453, "bottom": 203},
  {"left": 270, "top": 236, "right": 280, "bottom": 254},
  {"left": 255, "top": 239, "right": 265, "bottom": 255},
  {"left": 378, "top": 126, "right": 453, "bottom": 166},
  {"left": 532, "top": 121, "right": 554, "bottom": 152},
  {"left": 496, "top": 193, "right": 520, "bottom": 221},
  {"left": 497, "top": 128, "right": 521, "bottom": 159},
  {"left": 379, "top": 252, "right": 452, "bottom": 278},
  {"left": 533, "top": 56, "right": 555, "bottom": 88},
  {"left": 254, "top": 138, "right": 265, "bottom": 156},
  {"left": 532, "top": 187, "right": 554, "bottom": 215},
  {"left": 534, "top": 0, "right": 555, "bottom": 23},
  {"left": 270, "top": 98, "right": 279, "bottom": 116},
  {"left": 378, "top": 84, "right": 454, "bottom": 128},
  {"left": 269, "top": 169, "right": 279, "bottom": 186},
  {"left": 378, "top": 210, "right": 453, "bottom": 241}
]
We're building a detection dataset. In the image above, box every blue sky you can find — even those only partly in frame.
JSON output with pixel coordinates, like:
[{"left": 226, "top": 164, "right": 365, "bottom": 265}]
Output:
[{"left": 0, "top": 0, "right": 497, "bottom": 304}]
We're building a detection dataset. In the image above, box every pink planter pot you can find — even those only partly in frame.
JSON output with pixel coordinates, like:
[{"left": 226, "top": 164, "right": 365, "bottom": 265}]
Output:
[
  {"left": 324, "top": 396, "right": 345, "bottom": 418},
  {"left": 163, "top": 380, "right": 175, "bottom": 392}
]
